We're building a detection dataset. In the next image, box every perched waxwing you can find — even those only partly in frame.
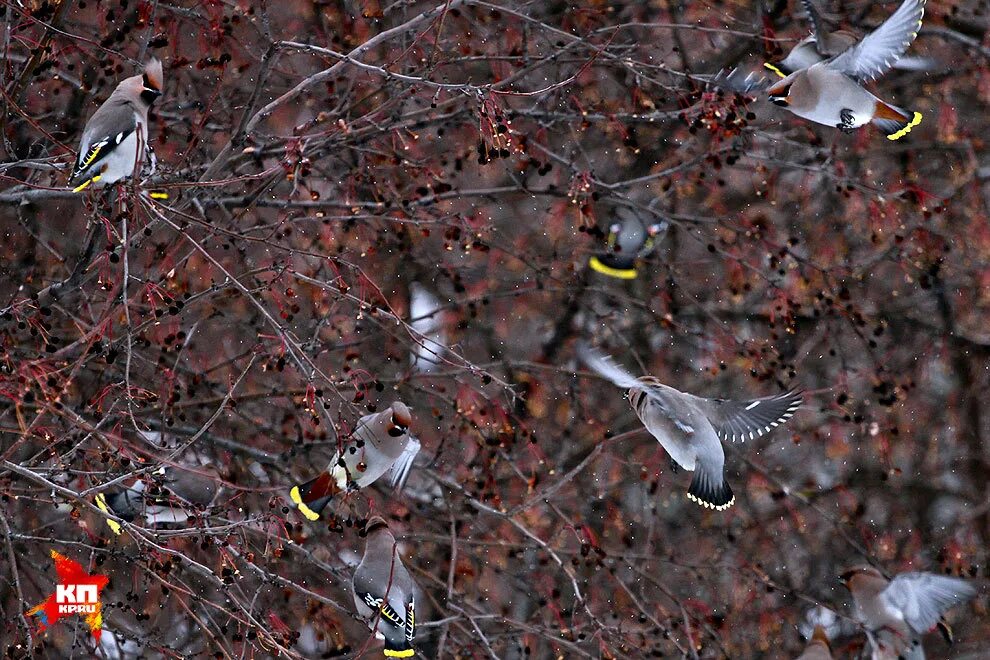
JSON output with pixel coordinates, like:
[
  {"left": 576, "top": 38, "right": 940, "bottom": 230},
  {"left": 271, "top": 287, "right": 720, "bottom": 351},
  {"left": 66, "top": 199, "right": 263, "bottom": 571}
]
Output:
[
  {"left": 795, "top": 625, "right": 832, "bottom": 660},
  {"left": 840, "top": 565, "right": 977, "bottom": 659},
  {"left": 409, "top": 283, "right": 447, "bottom": 373},
  {"left": 589, "top": 208, "right": 667, "bottom": 280},
  {"left": 290, "top": 402, "right": 420, "bottom": 521},
  {"left": 352, "top": 517, "right": 418, "bottom": 658},
  {"left": 767, "top": 0, "right": 925, "bottom": 139},
  {"left": 578, "top": 343, "right": 801, "bottom": 510},
  {"left": 766, "top": 0, "right": 933, "bottom": 78},
  {"left": 94, "top": 464, "right": 220, "bottom": 534},
  {"left": 69, "top": 58, "right": 163, "bottom": 192}
]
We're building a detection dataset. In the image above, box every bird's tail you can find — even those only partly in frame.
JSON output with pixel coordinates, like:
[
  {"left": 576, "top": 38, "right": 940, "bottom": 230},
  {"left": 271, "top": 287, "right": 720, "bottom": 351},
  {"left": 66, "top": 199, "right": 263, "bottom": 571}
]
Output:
[
  {"left": 383, "top": 640, "right": 414, "bottom": 658},
  {"left": 686, "top": 470, "right": 735, "bottom": 511},
  {"left": 289, "top": 471, "right": 341, "bottom": 521},
  {"left": 873, "top": 101, "right": 922, "bottom": 141}
]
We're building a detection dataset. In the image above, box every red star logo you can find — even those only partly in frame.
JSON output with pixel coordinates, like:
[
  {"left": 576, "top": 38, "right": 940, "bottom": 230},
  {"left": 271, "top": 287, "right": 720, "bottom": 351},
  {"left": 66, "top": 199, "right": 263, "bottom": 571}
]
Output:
[{"left": 26, "top": 550, "right": 109, "bottom": 642}]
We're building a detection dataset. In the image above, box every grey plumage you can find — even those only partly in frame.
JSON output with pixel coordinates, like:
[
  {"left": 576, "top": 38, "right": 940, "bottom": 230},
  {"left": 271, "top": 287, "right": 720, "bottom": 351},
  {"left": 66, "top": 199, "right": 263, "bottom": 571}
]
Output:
[
  {"left": 578, "top": 343, "right": 802, "bottom": 510},
  {"left": 589, "top": 206, "right": 667, "bottom": 279},
  {"left": 352, "top": 517, "right": 418, "bottom": 658},
  {"left": 766, "top": 0, "right": 926, "bottom": 138},
  {"left": 289, "top": 402, "right": 420, "bottom": 521},
  {"left": 841, "top": 565, "right": 977, "bottom": 659},
  {"left": 768, "top": 0, "right": 932, "bottom": 77},
  {"left": 70, "top": 58, "right": 163, "bottom": 191}
]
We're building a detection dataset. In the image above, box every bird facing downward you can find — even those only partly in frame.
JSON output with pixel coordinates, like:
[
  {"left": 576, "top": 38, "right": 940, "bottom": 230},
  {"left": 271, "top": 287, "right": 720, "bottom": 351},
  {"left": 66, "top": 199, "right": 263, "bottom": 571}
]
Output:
[
  {"left": 840, "top": 564, "right": 977, "bottom": 659},
  {"left": 578, "top": 343, "right": 802, "bottom": 510},
  {"left": 289, "top": 402, "right": 420, "bottom": 521},
  {"left": 352, "top": 517, "right": 418, "bottom": 658},
  {"left": 70, "top": 58, "right": 164, "bottom": 192},
  {"left": 766, "top": 0, "right": 925, "bottom": 140}
]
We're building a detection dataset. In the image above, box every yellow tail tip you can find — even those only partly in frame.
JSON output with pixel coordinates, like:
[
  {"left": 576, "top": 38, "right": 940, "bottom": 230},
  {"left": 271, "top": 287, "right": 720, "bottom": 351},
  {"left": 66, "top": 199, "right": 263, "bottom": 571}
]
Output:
[
  {"left": 589, "top": 256, "right": 637, "bottom": 280},
  {"left": 289, "top": 486, "right": 321, "bottom": 521},
  {"left": 149, "top": 192, "right": 169, "bottom": 199},
  {"left": 383, "top": 649, "right": 415, "bottom": 658},
  {"left": 886, "top": 111, "right": 922, "bottom": 140},
  {"left": 94, "top": 493, "right": 122, "bottom": 535},
  {"left": 72, "top": 174, "right": 101, "bottom": 193},
  {"left": 763, "top": 62, "right": 786, "bottom": 79}
]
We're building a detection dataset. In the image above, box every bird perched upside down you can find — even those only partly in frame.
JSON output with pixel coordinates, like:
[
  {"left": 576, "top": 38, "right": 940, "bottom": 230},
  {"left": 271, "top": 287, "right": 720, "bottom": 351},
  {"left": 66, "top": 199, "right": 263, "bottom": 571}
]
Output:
[
  {"left": 69, "top": 58, "right": 163, "bottom": 192},
  {"left": 289, "top": 402, "right": 420, "bottom": 521},
  {"left": 578, "top": 343, "right": 802, "bottom": 510}
]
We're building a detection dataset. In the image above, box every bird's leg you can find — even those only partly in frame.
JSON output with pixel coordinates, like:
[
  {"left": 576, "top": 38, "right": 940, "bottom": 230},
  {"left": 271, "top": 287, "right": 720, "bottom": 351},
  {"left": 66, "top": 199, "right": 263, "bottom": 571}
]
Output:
[{"left": 838, "top": 108, "right": 856, "bottom": 131}]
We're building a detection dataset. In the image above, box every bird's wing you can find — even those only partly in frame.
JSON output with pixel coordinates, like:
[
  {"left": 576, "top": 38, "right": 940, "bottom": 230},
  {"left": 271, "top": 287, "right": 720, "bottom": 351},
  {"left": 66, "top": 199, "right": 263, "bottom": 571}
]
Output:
[
  {"left": 699, "top": 390, "right": 803, "bottom": 443},
  {"left": 580, "top": 343, "right": 695, "bottom": 433},
  {"left": 881, "top": 572, "right": 976, "bottom": 635},
  {"left": 827, "top": 0, "right": 925, "bottom": 82},
  {"left": 72, "top": 102, "right": 137, "bottom": 183},
  {"left": 703, "top": 68, "right": 770, "bottom": 94},
  {"left": 799, "top": 0, "right": 829, "bottom": 53},
  {"left": 385, "top": 436, "right": 420, "bottom": 492},
  {"left": 577, "top": 342, "right": 644, "bottom": 390}
]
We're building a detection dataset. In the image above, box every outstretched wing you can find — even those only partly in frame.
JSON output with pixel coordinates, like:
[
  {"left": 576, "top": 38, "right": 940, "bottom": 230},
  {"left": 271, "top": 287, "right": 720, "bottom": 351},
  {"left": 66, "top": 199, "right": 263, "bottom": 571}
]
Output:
[
  {"left": 577, "top": 342, "right": 643, "bottom": 390},
  {"left": 701, "top": 390, "right": 802, "bottom": 442},
  {"left": 881, "top": 573, "right": 976, "bottom": 636},
  {"left": 579, "top": 343, "right": 694, "bottom": 433},
  {"left": 827, "top": 0, "right": 925, "bottom": 82},
  {"left": 385, "top": 436, "right": 421, "bottom": 492}
]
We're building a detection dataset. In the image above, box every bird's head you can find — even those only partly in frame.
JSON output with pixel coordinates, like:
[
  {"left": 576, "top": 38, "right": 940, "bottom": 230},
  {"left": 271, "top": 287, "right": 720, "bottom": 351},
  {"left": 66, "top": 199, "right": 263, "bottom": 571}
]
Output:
[
  {"left": 839, "top": 565, "right": 885, "bottom": 591},
  {"left": 387, "top": 402, "right": 412, "bottom": 437},
  {"left": 363, "top": 516, "right": 390, "bottom": 536}
]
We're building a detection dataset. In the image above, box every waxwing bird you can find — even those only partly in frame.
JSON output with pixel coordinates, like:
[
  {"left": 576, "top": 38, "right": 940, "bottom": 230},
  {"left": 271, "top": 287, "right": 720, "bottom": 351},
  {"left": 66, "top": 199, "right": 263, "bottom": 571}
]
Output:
[
  {"left": 766, "top": 0, "right": 925, "bottom": 139},
  {"left": 352, "top": 517, "right": 418, "bottom": 658},
  {"left": 409, "top": 283, "right": 447, "bottom": 373},
  {"left": 577, "top": 343, "right": 801, "bottom": 510},
  {"left": 795, "top": 625, "right": 832, "bottom": 660},
  {"left": 589, "top": 209, "right": 667, "bottom": 280},
  {"left": 766, "top": 0, "right": 933, "bottom": 78},
  {"left": 94, "top": 464, "right": 221, "bottom": 534},
  {"left": 69, "top": 58, "right": 163, "bottom": 192},
  {"left": 840, "top": 565, "right": 977, "bottom": 659},
  {"left": 290, "top": 402, "right": 420, "bottom": 521}
]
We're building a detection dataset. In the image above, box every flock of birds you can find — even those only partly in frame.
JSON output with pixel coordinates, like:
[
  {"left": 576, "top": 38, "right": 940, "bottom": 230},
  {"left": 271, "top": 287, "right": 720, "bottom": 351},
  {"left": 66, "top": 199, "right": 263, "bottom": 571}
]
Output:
[{"left": 58, "top": 0, "right": 983, "bottom": 657}]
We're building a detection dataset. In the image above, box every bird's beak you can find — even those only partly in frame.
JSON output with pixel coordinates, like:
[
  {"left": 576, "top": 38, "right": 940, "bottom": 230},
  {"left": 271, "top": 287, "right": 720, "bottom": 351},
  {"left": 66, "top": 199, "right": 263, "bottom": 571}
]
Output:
[{"left": 388, "top": 414, "right": 408, "bottom": 437}]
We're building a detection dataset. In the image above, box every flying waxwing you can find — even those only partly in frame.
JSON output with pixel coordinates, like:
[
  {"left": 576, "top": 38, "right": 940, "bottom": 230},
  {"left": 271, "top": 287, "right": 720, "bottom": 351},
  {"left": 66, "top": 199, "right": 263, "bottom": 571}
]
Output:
[
  {"left": 795, "top": 625, "right": 832, "bottom": 660},
  {"left": 290, "top": 402, "right": 420, "bottom": 521},
  {"left": 352, "top": 517, "right": 418, "bottom": 658},
  {"left": 840, "top": 565, "right": 977, "bottom": 659},
  {"left": 766, "top": 0, "right": 925, "bottom": 139},
  {"left": 578, "top": 343, "right": 802, "bottom": 510},
  {"left": 409, "top": 283, "right": 447, "bottom": 373},
  {"left": 69, "top": 58, "right": 163, "bottom": 192},
  {"left": 589, "top": 208, "right": 667, "bottom": 280},
  {"left": 766, "top": 0, "right": 933, "bottom": 78},
  {"left": 94, "top": 464, "right": 220, "bottom": 534}
]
